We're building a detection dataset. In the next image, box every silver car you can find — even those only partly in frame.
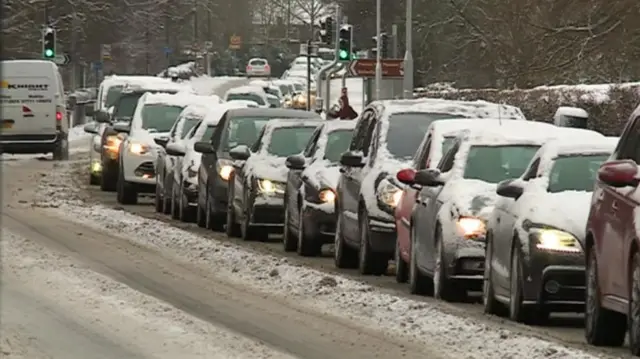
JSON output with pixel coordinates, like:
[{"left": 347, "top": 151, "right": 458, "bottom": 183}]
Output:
[{"left": 246, "top": 58, "right": 271, "bottom": 78}]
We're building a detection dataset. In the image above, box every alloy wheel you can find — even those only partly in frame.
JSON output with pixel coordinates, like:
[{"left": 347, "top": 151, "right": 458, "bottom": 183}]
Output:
[{"left": 585, "top": 254, "right": 597, "bottom": 334}]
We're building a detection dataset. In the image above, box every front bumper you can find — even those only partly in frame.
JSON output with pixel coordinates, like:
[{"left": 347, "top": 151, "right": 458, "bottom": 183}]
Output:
[
  {"left": 249, "top": 194, "right": 285, "bottom": 229},
  {"left": 302, "top": 203, "right": 336, "bottom": 243},
  {"left": 123, "top": 152, "right": 157, "bottom": 185},
  {"left": 182, "top": 179, "right": 199, "bottom": 206},
  {"left": 442, "top": 235, "right": 486, "bottom": 289},
  {"left": 366, "top": 214, "right": 396, "bottom": 254}
]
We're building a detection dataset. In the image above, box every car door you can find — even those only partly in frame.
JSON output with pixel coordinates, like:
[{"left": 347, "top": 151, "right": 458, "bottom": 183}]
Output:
[
  {"left": 415, "top": 140, "right": 460, "bottom": 272},
  {"left": 289, "top": 126, "right": 322, "bottom": 230},
  {"left": 340, "top": 110, "right": 373, "bottom": 242},
  {"left": 235, "top": 127, "right": 266, "bottom": 219}
]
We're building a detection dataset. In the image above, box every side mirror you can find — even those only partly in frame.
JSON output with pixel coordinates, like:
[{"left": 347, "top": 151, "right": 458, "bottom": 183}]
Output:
[
  {"left": 496, "top": 179, "right": 524, "bottom": 199},
  {"left": 113, "top": 123, "right": 130, "bottom": 133},
  {"left": 95, "top": 110, "right": 111, "bottom": 123},
  {"left": 154, "top": 137, "right": 169, "bottom": 147},
  {"left": 193, "top": 141, "right": 214, "bottom": 154},
  {"left": 286, "top": 154, "right": 306, "bottom": 170},
  {"left": 229, "top": 145, "right": 251, "bottom": 161},
  {"left": 414, "top": 169, "right": 445, "bottom": 187},
  {"left": 166, "top": 142, "right": 186, "bottom": 156},
  {"left": 396, "top": 168, "right": 416, "bottom": 185},
  {"left": 83, "top": 123, "right": 98, "bottom": 134},
  {"left": 340, "top": 151, "right": 364, "bottom": 167},
  {"left": 598, "top": 160, "right": 639, "bottom": 188}
]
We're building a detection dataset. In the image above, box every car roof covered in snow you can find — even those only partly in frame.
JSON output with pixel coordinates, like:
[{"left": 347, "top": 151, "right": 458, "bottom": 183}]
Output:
[
  {"left": 320, "top": 120, "right": 357, "bottom": 132},
  {"left": 225, "top": 85, "right": 266, "bottom": 95},
  {"left": 225, "top": 107, "right": 322, "bottom": 120},
  {"left": 225, "top": 99, "right": 260, "bottom": 107},
  {"left": 369, "top": 98, "right": 526, "bottom": 121},
  {"left": 263, "top": 118, "right": 322, "bottom": 130},
  {"left": 179, "top": 103, "right": 220, "bottom": 120},
  {"left": 536, "top": 136, "right": 618, "bottom": 159},
  {"left": 457, "top": 121, "right": 604, "bottom": 146},
  {"left": 202, "top": 102, "right": 251, "bottom": 126},
  {"left": 141, "top": 93, "right": 215, "bottom": 108},
  {"left": 121, "top": 79, "right": 192, "bottom": 93}
]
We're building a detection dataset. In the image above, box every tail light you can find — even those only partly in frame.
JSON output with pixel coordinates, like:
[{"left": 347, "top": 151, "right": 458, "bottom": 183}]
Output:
[
  {"left": 246, "top": 65, "right": 252, "bottom": 71},
  {"left": 56, "top": 111, "right": 63, "bottom": 121},
  {"left": 264, "top": 64, "right": 270, "bottom": 70}
]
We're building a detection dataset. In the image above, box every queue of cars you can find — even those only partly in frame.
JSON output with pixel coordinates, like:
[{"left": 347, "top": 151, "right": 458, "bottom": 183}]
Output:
[{"left": 85, "top": 71, "right": 640, "bottom": 355}]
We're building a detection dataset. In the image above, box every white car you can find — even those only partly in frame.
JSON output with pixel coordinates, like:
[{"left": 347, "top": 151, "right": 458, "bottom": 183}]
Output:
[
  {"left": 115, "top": 92, "right": 215, "bottom": 204},
  {"left": 225, "top": 99, "right": 260, "bottom": 108},
  {"left": 224, "top": 85, "right": 269, "bottom": 108},
  {"left": 246, "top": 58, "right": 271, "bottom": 78},
  {"left": 272, "top": 80, "right": 297, "bottom": 97},
  {"left": 483, "top": 137, "right": 617, "bottom": 322},
  {"left": 164, "top": 102, "right": 251, "bottom": 221}
]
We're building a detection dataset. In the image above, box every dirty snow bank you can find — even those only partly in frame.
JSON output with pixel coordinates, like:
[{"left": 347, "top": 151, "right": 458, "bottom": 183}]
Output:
[
  {"left": 34, "top": 163, "right": 610, "bottom": 359},
  {"left": 2, "top": 229, "right": 295, "bottom": 359}
]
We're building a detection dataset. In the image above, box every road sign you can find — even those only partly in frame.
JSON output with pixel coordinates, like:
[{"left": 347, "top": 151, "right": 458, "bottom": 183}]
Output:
[
  {"left": 229, "top": 35, "right": 242, "bottom": 50},
  {"left": 163, "top": 46, "right": 172, "bottom": 55},
  {"left": 53, "top": 53, "right": 71, "bottom": 65},
  {"left": 92, "top": 62, "right": 103, "bottom": 71},
  {"left": 101, "top": 44, "right": 112, "bottom": 60},
  {"left": 347, "top": 59, "right": 404, "bottom": 78}
]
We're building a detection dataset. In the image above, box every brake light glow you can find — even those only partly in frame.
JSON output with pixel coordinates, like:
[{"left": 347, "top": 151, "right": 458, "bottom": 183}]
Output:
[
  {"left": 56, "top": 111, "right": 63, "bottom": 121},
  {"left": 246, "top": 66, "right": 252, "bottom": 70},
  {"left": 264, "top": 64, "right": 270, "bottom": 70}
]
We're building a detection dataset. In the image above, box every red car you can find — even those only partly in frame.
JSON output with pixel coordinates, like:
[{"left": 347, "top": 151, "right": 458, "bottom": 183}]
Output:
[
  {"left": 584, "top": 106, "right": 640, "bottom": 355},
  {"left": 394, "top": 119, "right": 504, "bottom": 282}
]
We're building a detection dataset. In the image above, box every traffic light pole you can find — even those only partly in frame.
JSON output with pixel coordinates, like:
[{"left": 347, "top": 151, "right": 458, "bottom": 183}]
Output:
[
  {"left": 375, "top": 0, "right": 382, "bottom": 100},
  {"left": 403, "top": 0, "right": 414, "bottom": 98},
  {"left": 317, "top": 5, "right": 342, "bottom": 113}
]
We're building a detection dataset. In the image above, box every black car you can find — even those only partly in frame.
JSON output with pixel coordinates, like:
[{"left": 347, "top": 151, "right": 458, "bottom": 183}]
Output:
[
  {"left": 283, "top": 120, "right": 356, "bottom": 256},
  {"left": 193, "top": 108, "right": 322, "bottom": 231},
  {"left": 225, "top": 119, "right": 320, "bottom": 240}
]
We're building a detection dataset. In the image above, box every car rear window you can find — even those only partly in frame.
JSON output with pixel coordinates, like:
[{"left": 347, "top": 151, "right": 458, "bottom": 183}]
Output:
[
  {"left": 114, "top": 93, "right": 143, "bottom": 119},
  {"left": 250, "top": 59, "right": 267, "bottom": 66},
  {"left": 105, "top": 85, "right": 124, "bottom": 108},
  {"left": 324, "top": 129, "right": 354, "bottom": 162},
  {"left": 267, "top": 127, "right": 316, "bottom": 157},
  {"left": 386, "top": 113, "right": 467, "bottom": 159},
  {"left": 223, "top": 117, "right": 272, "bottom": 150},
  {"left": 463, "top": 145, "right": 540, "bottom": 183},
  {"left": 548, "top": 154, "right": 609, "bottom": 193},
  {"left": 226, "top": 93, "right": 265, "bottom": 105},
  {"left": 141, "top": 104, "right": 184, "bottom": 132}
]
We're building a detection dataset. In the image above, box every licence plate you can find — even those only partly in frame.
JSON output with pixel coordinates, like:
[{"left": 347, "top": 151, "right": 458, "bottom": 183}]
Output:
[{"left": 2, "top": 120, "right": 14, "bottom": 129}]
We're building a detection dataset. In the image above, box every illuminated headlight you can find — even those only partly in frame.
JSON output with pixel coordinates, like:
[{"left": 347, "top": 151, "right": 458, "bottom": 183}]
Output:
[
  {"left": 377, "top": 179, "right": 402, "bottom": 208},
  {"left": 318, "top": 189, "right": 336, "bottom": 203},
  {"left": 129, "top": 142, "right": 150, "bottom": 155},
  {"left": 217, "top": 159, "right": 234, "bottom": 181},
  {"left": 532, "top": 228, "right": 582, "bottom": 253},
  {"left": 91, "top": 161, "right": 102, "bottom": 173},
  {"left": 103, "top": 135, "right": 122, "bottom": 152},
  {"left": 257, "top": 179, "right": 285, "bottom": 195},
  {"left": 456, "top": 217, "right": 486, "bottom": 239}
]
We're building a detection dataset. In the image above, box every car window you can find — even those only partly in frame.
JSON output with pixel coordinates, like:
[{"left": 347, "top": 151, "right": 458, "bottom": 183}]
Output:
[
  {"left": 522, "top": 158, "right": 541, "bottom": 180},
  {"left": 362, "top": 115, "right": 377, "bottom": 156},
  {"left": 438, "top": 140, "right": 460, "bottom": 172},
  {"left": 251, "top": 127, "right": 267, "bottom": 152},
  {"left": 415, "top": 137, "right": 432, "bottom": 170},
  {"left": 181, "top": 117, "right": 201, "bottom": 138},
  {"left": 385, "top": 112, "right": 467, "bottom": 160},
  {"left": 202, "top": 125, "right": 216, "bottom": 140},
  {"left": 267, "top": 96, "right": 280, "bottom": 107},
  {"left": 226, "top": 93, "right": 265, "bottom": 105},
  {"left": 293, "top": 83, "right": 304, "bottom": 92},
  {"left": 324, "top": 129, "right": 354, "bottom": 163},
  {"left": 548, "top": 154, "right": 609, "bottom": 193},
  {"left": 616, "top": 115, "right": 640, "bottom": 163},
  {"left": 114, "top": 93, "right": 143, "bottom": 119},
  {"left": 350, "top": 111, "right": 372, "bottom": 151},
  {"left": 303, "top": 127, "right": 322, "bottom": 157},
  {"left": 250, "top": 59, "right": 267, "bottom": 66},
  {"left": 267, "top": 127, "right": 316, "bottom": 157},
  {"left": 265, "top": 88, "right": 279, "bottom": 97},
  {"left": 463, "top": 145, "right": 540, "bottom": 183},
  {"left": 278, "top": 85, "right": 290, "bottom": 95},
  {"left": 105, "top": 85, "right": 124, "bottom": 108},
  {"left": 141, "top": 104, "right": 184, "bottom": 132},
  {"left": 222, "top": 116, "right": 271, "bottom": 151}
]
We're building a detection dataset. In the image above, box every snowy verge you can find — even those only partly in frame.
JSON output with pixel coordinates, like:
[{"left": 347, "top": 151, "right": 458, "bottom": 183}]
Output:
[
  {"left": 34, "top": 164, "right": 610, "bottom": 359},
  {"left": 2, "top": 229, "right": 295, "bottom": 359}
]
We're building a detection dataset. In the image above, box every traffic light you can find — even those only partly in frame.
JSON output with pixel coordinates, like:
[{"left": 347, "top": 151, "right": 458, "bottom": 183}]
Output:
[
  {"left": 338, "top": 26, "right": 352, "bottom": 61},
  {"left": 42, "top": 28, "right": 56, "bottom": 59},
  {"left": 380, "top": 33, "right": 389, "bottom": 58},
  {"left": 325, "top": 17, "right": 334, "bottom": 44}
]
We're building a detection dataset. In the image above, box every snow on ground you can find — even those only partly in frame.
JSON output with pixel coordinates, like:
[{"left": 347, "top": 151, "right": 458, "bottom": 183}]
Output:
[
  {"left": 2, "top": 228, "right": 296, "bottom": 359},
  {"left": 32, "top": 161, "right": 613, "bottom": 359}
]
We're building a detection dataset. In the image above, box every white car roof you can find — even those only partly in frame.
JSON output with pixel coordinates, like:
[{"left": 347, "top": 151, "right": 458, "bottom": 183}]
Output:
[
  {"left": 264, "top": 118, "right": 322, "bottom": 129},
  {"left": 179, "top": 103, "right": 218, "bottom": 120},
  {"left": 202, "top": 102, "right": 250, "bottom": 126},
  {"left": 459, "top": 122, "right": 604, "bottom": 146},
  {"left": 373, "top": 98, "right": 526, "bottom": 121},
  {"left": 225, "top": 99, "right": 260, "bottom": 107},
  {"left": 142, "top": 93, "right": 214, "bottom": 107},
  {"left": 225, "top": 85, "right": 266, "bottom": 95},
  {"left": 537, "top": 137, "right": 618, "bottom": 159}
]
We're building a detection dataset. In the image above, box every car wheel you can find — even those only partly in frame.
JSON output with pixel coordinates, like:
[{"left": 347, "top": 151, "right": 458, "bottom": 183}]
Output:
[
  {"left": 171, "top": 184, "right": 180, "bottom": 220},
  {"left": 240, "top": 189, "right": 266, "bottom": 241},
  {"left": 179, "top": 183, "right": 195, "bottom": 222},
  {"left": 508, "top": 248, "right": 540, "bottom": 323},
  {"left": 358, "top": 210, "right": 388, "bottom": 276},
  {"left": 333, "top": 211, "right": 358, "bottom": 269},
  {"left": 162, "top": 176, "right": 172, "bottom": 214},
  {"left": 225, "top": 183, "right": 241, "bottom": 237},
  {"left": 483, "top": 235, "right": 507, "bottom": 316},
  {"left": 89, "top": 173, "right": 100, "bottom": 185},
  {"left": 395, "top": 236, "right": 408, "bottom": 283},
  {"left": 585, "top": 248, "right": 627, "bottom": 346},
  {"left": 52, "top": 137, "right": 69, "bottom": 161},
  {"left": 282, "top": 199, "right": 297, "bottom": 252},
  {"left": 630, "top": 252, "right": 640, "bottom": 355},
  {"left": 434, "top": 230, "right": 465, "bottom": 302},
  {"left": 116, "top": 162, "right": 137, "bottom": 205},
  {"left": 408, "top": 223, "right": 433, "bottom": 295},
  {"left": 196, "top": 185, "right": 207, "bottom": 228},
  {"left": 297, "top": 206, "right": 321, "bottom": 257},
  {"left": 205, "top": 185, "right": 225, "bottom": 231},
  {"left": 100, "top": 161, "right": 117, "bottom": 192},
  {"left": 154, "top": 177, "right": 164, "bottom": 213}
]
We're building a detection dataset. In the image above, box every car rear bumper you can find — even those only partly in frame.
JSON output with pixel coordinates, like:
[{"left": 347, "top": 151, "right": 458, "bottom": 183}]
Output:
[{"left": 0, "top": 133, "right": 59, "bottom": 154}]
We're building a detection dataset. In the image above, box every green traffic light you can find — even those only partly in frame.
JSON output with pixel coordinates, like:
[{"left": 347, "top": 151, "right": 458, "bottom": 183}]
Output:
[
  {"left": 339, "top": 50, "right": 348, "bottom": 60},
  {"left": 44, "top": 49, "right": 54, "bottom": 58}
]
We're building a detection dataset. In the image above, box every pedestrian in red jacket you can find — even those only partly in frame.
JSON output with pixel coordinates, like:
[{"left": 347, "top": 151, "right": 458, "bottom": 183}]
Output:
[{"left": 327, "top": 88, "right": 358, "bottom": 120}]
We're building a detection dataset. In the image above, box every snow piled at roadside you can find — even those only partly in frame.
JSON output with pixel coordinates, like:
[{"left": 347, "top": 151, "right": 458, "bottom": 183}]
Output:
[
  {"left": 3, "top": 229, "right": 295, "bottom": 359},
  {"left": 33, "top": 163, "right": 609, "bottom": 359}
]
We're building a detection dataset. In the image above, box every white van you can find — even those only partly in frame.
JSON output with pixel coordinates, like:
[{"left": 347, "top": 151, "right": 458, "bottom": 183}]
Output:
[{"left": 0, "top": 60, "right": 69, "bottom": 159}]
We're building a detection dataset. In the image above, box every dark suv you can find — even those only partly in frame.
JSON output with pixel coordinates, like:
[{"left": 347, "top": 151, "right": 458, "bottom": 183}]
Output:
[
  {"left": 584, "top": 106, "right": 640, "bottom": 355},
  {"left": 193, "top": 108, "right": 321, "bottom": 230}
]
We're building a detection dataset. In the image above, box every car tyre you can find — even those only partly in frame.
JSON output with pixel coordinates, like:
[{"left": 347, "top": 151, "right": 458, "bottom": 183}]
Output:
[
  {"left": 52, "top": 137, "right": 69, "bottom": 161},
  {"left": 409, "top": 224, "right": 433, "bottom": 295},
  {"left": 297, "top": 206, "right": 321, "bottom": 257},
  {"left": 178, "top": 183, "right": 195, "bottom": 222},
  {"left": 225, "top": 181, "right": 241, "bottom": 237},
  {"left": 205, "top": 186, "right": 225, "bottom": 231},
  {"left": 89, "top": 173, "right": 100, "bottom": 185},
  {"left": 358, "top": 210, "right": 388, "bottom": 276},
  {"left": 116, "top": 162, "right": 137, "bottom": 205},
  {"left": 434, "top": 231, "right": 466, "bottom": 302},
  {"left": 154, "top": 177, "right": 164, "bottom": 213},
  {"left": 162, "top": 176, "right": 172, "bottom": 214},
  {"left": 282, "top": 199, "right": 298, "bottom": 252},
  {"left": 171, "top": 184, "right": 180, "bottom": 220},
  {"left": 196, "top": 187, "right": 207, "bottom": 228},
  {"left": 508, "top": 248, "right": 546, "bottom": 323},
  {"left": 100, "top": 161, "right": 117, "bottom": 192},
  {"left": 333, "top": 211, "right": 358, "bottom": 269},
  {"left": 585, "top": 249, "right": 627, "bottom": 346},
  {"left": 483, "top": 235, "right": 507, "bottom": 316},
  {"left": 395, "top": 237, "right": 408, "bottom": 283}
]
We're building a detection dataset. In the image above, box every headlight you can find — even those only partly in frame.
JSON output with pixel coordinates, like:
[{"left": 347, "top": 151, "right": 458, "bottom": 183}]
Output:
[
  {"left": 217, "top": 159, "right": 234, "bottom": 181},
  {"left": 129, "top": 142, "right": 150, "bottom": 155},
  {"left": 456, "top": 217, "right": 486, "bottom": 239},
  {"left": 91, "top": 161, "right": 102, "bottom": 173},
  {"left": 103, "top": 135, "right": 121, "bottom": 152},
  {"left": 532, "top": 228, "right": 582, "bottom": 253},
  {"left": 318, "top": 189, "right": 336, "bottom": 203},
  {"left": 377, "top": 179, "right": 402, "bottom": 208},
  {"left": 257, "top": 179, "right": 285, "bottom": 195}
]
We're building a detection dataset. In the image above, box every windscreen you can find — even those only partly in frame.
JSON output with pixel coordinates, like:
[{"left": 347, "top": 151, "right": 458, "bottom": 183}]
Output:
[
  {"left": 324, "top": 129, "right": 354, "bottom": 162},
  {"left": 223, "top": 117, "right": 272, "bottom": 150},
  {"left": 104, "top": 85, "right": 124, "bottom": 108},
  {"left": 202, "top": 125, "right": 217, "bottom": 141},
  {"left": 293, "top": 83, "right": 304, "bottom": 92},
  {"left": 181, "top": 117, "right": 201, "bottom": 138},
  {"left": 386, "top": 113, "right": 467, "bottom": 159},
  {"left": 442, "top": 137, "right": 455, "bottom": 156},
  {"left": 548, "top": 154, "right": 609, "bottom": 193},
  {"left": 464, "top": 145, "right": 540, "bottom": 183},
  {"left": 226, "top": 93, "right": 265, "bottom": 105},
  {"left": 141, "top": 104, "right": 184, "bottom": 132},
  {"left": 265, "top": 88, "right": 279, "bottom": 97},
  {"left": 267, "top": 127, "right": 316, "bottom": 157},
  {"left": 278, "top": 85, "right": 290, "bottom": 95},
  {"left": 113, "top": 93, "right": 143, "bottom": 119},
  {"left": 267, "top": 97, "right": 280, "bottom": 107},
  {"left": 250, "top": 59, "right": 267, "bottom": 66}
]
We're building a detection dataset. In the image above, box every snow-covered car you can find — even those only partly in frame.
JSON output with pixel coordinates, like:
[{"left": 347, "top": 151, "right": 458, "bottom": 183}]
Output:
[
  {"left": 115, "top": 92, "right": 209, "bottom": 204},
  {"left": 155, "top": 102, "right": 221, "bottom": 214},
  {"left": 245, "top": 58, "right": 271, "bottom": 78},
  {"left": 86, "top": 76, "right": 188, "bottom": 186},
  {"left": 162, "top": 103, "right": 249, "bottom": 222},
  {"left": 224, "top": 86, "right": 269, "bottom": 108},
  {"left": 483, "top": 137, "right": 616, "bottom": 323},
  {"left": 271, "top": 80, "right": 297, "bottom": 98},
  {"left": 225, "top": 99, "right": 260, "bottom": 108},
  {"left": 283, "top": 120, "right": 356, "bottom": 256},
  {"left": 225, "top": 119, "right": 321, "bottom": 240},
  {"left": 400, "top": 123, "right": 605, "bottom": 302},
  {"left": 334, "top": 99, "right": 527, "bottom": 276}
]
